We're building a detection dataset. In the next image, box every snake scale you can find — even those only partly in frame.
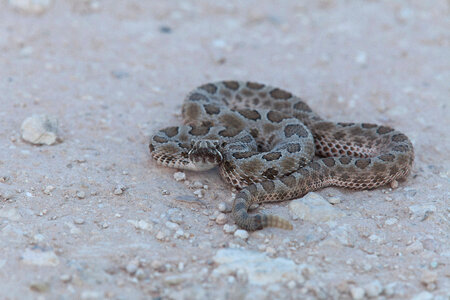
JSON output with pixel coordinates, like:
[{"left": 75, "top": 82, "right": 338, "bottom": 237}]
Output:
[{"left": 149, "top": 81, "right": 414, "bottom": 231}]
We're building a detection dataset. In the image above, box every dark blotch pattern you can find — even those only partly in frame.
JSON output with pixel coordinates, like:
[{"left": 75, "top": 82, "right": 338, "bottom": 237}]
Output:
[
  {"left": 161, "top": 126, "right": 179, "bottom": 137},
  {"left": 322, "top": 157, "right": 336, "bottom": 167},
  {"left": 362, "top": 123, "right": 377, "bottom": 129},
  {"left": 189, "top": 92, "right": 209, "bottom": 102},
  {"left": 377, "top": 126, "right": 394, "bottom": 134},
  {"left": 223, "top": 81, "right": 240, "bottom": 90},
  {"left": 262, "top": 168, "right": 279, "bottom": 179},
  {"left": 199, "top": 84, "right": 218, "bottom": 94},
  {"left": 267, "top": 111, "right": 287, "bottom": 123},
  {"left": 391, "top": 134, "right": 408, "bottom": 142},
  {"left": 379, "top": 154, "right": 395, "bottom": 162},
  {"left": 293, "top": 101, "right": 312, "bottom": 112},
  {"left": 246, "top": 82, "right": 265, "bottom": 90},
  {"left": 339, "top": 157, "right": 352, "bottom": 164},
  {"left": 232, "top": 151, "right": 259, "bottom": 159},
  {"left": 238, "top": 109, "right": 261, "bottom": 121},
  {"left": 270, "top": 88, "right": 292, "bottom": 100},
  {"left": 355, "top": 158, "right": 371, "bottom": 169},
  {"left": 261, "top": 180, "right": 275, "bottom": 192},
  {"left": 393, "top": 144, "right": 409, "bottom": 152},
  {"left": 280, "top": 175, "right": 296, "bottom": 187},
  {"left": 286, "top": 143, "right": 301, "bottom": 153},
  {"left": 284, "top": 124, "right": 308, "bottom": 138},
  {"left": 153, "top": 135, "right": 168, "bottom": 143},
  {"left": 262, "top": 152, "right": 282, "bottom": 161},
  {"left": 204, "top": 104, "right": 220, "bottom": 115},
  {"left": 189, "top": 126, "right": 210, "bottom": 136}
]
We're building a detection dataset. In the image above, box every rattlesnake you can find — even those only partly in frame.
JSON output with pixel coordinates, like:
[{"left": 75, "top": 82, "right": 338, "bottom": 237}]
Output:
[{"left": 149, "top": 81, "right": 414, "bottom": 231}]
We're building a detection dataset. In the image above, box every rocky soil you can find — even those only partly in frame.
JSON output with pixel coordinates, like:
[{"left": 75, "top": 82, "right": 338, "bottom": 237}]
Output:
[{"left": 0, "top": 0, "right": 449, "bottom": 299}]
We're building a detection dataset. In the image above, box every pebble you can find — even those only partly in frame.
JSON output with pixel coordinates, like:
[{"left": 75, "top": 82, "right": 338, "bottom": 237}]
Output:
[
  {"left": 327, "top": 196, "right": 341, "bottom": 204},
  {"left": 215, "top": 213, "right": 227, "bottom": 225},
  {"left": 411, "top": 291, "right": 433, "bottom": 300},
  {"left": 223, "top": 224, "right": 238, "bottom": 234},
  {"left": 390, "top": 180, "right": 399, "bottom": 189},
  {"left": 212, "top": 248, "right": 304, "bottom": 285},
  {"left": 173, "top": 172, "right": 186, "bottom": 181},
  {"left": 60, "top": 274, "right": 71, "bottom": 283},
  {"left": 192, "top": 181, "right": 204, "bottom": 188},
  {"left": 289, "top": 192, "right": 345, "bottom": 222},
  {"left": 234, "top": 229, "right": 249, "bottom": 240},
  {"left": 155, "top": 231, "right": 166, "bottom": 241},
  {"left": 385, "top": 217, "right": 398, "bottom": 225},
  {"left": 21, "top": 248, "right": 59, "bottom": 266},
  {"left": 43, "top": 185, "right": 55, "bottom": 195},
  {"left": 217, "top": 202, "right": 230, "bottom": 213},
  {"left": 127, "top": 219, "right": 153, "bottom": 231},
  {"left": 406, "top": 240, "right": 424, "bottom": 253},
  {"left": 420, "top": 270, "right": 437, "bottom": 285},
  {"left": 135, "top": 268, "right": 147, "bottom": 280},
  {"left": 193, "top": 189, "right": 204, "bottom": 198},
  {"left": 409, "top": 204, "right": 436, "bottom": 221},
  {"left": 350, "top": 286, "right": 365, "bottom": 300},
  {"left": 165, "top": 221, "right": 179, "bottom": 231},
  {"left": 355, "top": 51, "right": 367, "bottom": 65},
  {"left": 21, "top": 114, "right": 60, "bottom": 145},
  {"left": 76, "top": 191, "right": 86, "bottom": 199},
  {"left": 125, "top": 261, "right": 138, "bottom": 275},
  {"left": 113, "top": 184, "right": 126, "bottom": 195},
  {"left": 8, "top": 0, "right": 52, "bottom": 14},
  {"left": 364, "top": 280, "right": 383, "bottom": 297},
  {"left": 74, "top": 218, "right": 85, "bottom": 225},
  {"left": 164, "top": 274, "right": 190, "bottom": 286},
  {"left": 167, "top": 208, "right": 184, "bottom": 224}
]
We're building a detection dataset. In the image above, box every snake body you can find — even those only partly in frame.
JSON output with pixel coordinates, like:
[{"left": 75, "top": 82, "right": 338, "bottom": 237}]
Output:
[{"left": 150, "top": 81, "right": 414, "bottom": 231}]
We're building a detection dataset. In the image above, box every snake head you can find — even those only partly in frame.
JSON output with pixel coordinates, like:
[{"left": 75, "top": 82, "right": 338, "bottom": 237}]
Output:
[{"left": 188, "top": 140, "right": 223, "bottom": 171}]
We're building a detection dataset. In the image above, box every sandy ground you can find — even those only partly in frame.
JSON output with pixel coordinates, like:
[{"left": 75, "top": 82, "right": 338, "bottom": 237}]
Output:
[{"left": 0, "top": 0, "right": 449, "bottom": 299}]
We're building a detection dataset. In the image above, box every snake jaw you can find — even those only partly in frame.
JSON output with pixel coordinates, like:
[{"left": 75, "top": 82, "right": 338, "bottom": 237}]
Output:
[{"left": 188, "top": 140, "right": 223, "bottom": 171}]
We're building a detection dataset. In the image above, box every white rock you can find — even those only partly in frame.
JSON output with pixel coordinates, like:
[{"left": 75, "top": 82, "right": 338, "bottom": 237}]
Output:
[
  {"left": 327, "top": 196, "right": 341, "bottom": 204},
  {"left": 43, "top": 185, "right": 55, "bottom": 195},
  {"left": 223, "top": 224, "right": 237, "bottom": 234},
  {"left": 355, "top": 51, "right": 367, "bottom": 65},
  {"left": 420, "top": 270, "right": 437, "bottom": 285},
  {"left": 234, "top": 229, "right": 249, "bottom": 240},
  {"left": 21, "top": 248, "right": 59, "bottom": 266},
  {"left": 125, "top": 261, "right": 138, "bottom": 275},
  {"left": 113, "top": 184, "right": 126, "bottom": 195},
  {"left": 350, "top": 286, "right": 365, "bottom": 300},
  {"left": 215, "top": 213, "right": 227, "bottom": 225},
  {"left": 217, "top": 202, "right": 230, "bottom": 212},
  {"left": 0, "top": 208, "right": 21, "bottom": 221},
  {"left": 173, "top": 172, "right": 186, "bottom": 181},
  {"left": 76, "top": 191, "right": 86, "bottom": 199},
  {"left": 8, "top": 0, "right": 52, "bottom": 14},
  {"left": 385, "top": 217, "right": 398, "bottom": 225},
  {"left": 127, "top": 219, "right": 153, "bottom": 231},
  {"left": 411, "top": 291, "right": 433, "bottom": 300},
  {"left": 364, "top": 280, "right": 383, "bottom": 297},
  {"left": 212, "top": 248, "right": 303, "bottom": 285},
  {"left": 73, "top": 218, "right": 85, "bottom": 225},
  {"left": 289, "top": 192, "right": 345, "bottom": 222},
  {"left": 21, "top": 114, "right": 60, "bottom": 145},
  {"left": 409, "top": 204, "right": 436, "bottom": 221},
  {"left": 165, "top": 221, "right": 179, "bottom": 231},
  {"left": 406, "top": 240, "right": 424, "bottom": 253}
]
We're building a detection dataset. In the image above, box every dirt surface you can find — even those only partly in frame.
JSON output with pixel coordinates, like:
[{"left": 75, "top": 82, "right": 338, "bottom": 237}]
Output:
[{"left": 0, "top": 1, "right": 449, "bottom": 299}]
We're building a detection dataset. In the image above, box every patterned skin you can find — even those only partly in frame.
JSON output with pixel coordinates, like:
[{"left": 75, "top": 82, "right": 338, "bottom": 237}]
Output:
[{"left": 150, "top": 81, "right": 414, "bottom": 231}]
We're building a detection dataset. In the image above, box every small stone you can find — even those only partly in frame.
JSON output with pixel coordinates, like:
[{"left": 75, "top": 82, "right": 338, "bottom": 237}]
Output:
[
  {"left": 409, "top": 204, "right": 436, "bottom": 221},
  {"left": 128, "top": 219, "right": 153, "bottom": 231},
  {"left": 289, "top": 192, "right": 345, "bottom": 222},
  {"left": 287, "top": 280, "right": 296, "bottom": 289},
  {"left": 167, "top": 208, "right": 184, "bottom": 224},
  {"left": 215, "top": 213, "right": 227, "bottom": 225},
  {"left": 355, "top": 51, "right": 367, "bottom": 65},
  {"left": 193, "top": 189, "right": 204, "bottom": 198},
  {"left": 135, "top": 268, "right": 147, "bottom": 280},
  {"left": 113, "top": 184, "right": 126, "bottom": 195},
  {"left": 234, "top": 229, "right": 249, "bottom": 240},
  {"left": 420, "top": 270, "right": 437, "bottom": 285},
  {"left": 327, "top": 196, "right": 341, "bottom": 204},
  {"left": 43, "top": 185, "right": 55, "bottom": 195},
  {"left": 126, "top": 261, "right": 138, "bottom": 275},
  {"left": 173, "top": 172, "right": 186, "bottom": 181},
  {"left": 164, "top": 274, "right": 190, "bottom": 286},
  {"left": 76, "top": 191, "right": 86, "bottom": 199},
  {"left": 156, "top": 231, "right": 166, "bottom": 241},
  {"left": 29, "top": 281, "right": 50, "bottom": 293},
  {"left": 385, "top": 217, "right": 398, "bottom": 225},
  {"left": 9, "top": 0, "right": 52, "bottom": 14},
  {"left": 350, "top": 286, "right": 365, "bottom": 300},
  {"left": 74, "top": 218, "right": 85, "bottom": 225},
  {"left": 161, "top": 189, "right": 170, "bottom": 195},
  {"left": 364, "top": 280, "right": 383, "bottom": 297},
  {"left": 192, "top": 181, "right": 204, "bottom": 188},
  {"left": 406, "top": 240, "right": 424, "bottom": 253},
  {"left": 21, "top": 248, "right": 59, "bottom": 266},
  {"left": 411, "top": 291, "right": 433, "bottom": 300},
  {"left": 223, "top": 224, "right": 238, "bottom": 234},
  {"left": 390, "top": 180, "right": 399, "bottom": 189},
  {"left": 218, "top": 202, "right": 230, "bottom": 212},
  {"left": 165, "top": 221, "right": 179, "bottom": 231},
  {"left": 21, "top": 114, "right": 60, "bottom": 145},
  {"left": 60, "top": 274, "right": 71, "bottom": 283}
]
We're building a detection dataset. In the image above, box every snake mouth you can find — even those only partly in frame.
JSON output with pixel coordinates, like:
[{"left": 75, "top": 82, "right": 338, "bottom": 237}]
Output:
[{"left": 188, "top": 140, "right": 223, "bottom": 171}]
